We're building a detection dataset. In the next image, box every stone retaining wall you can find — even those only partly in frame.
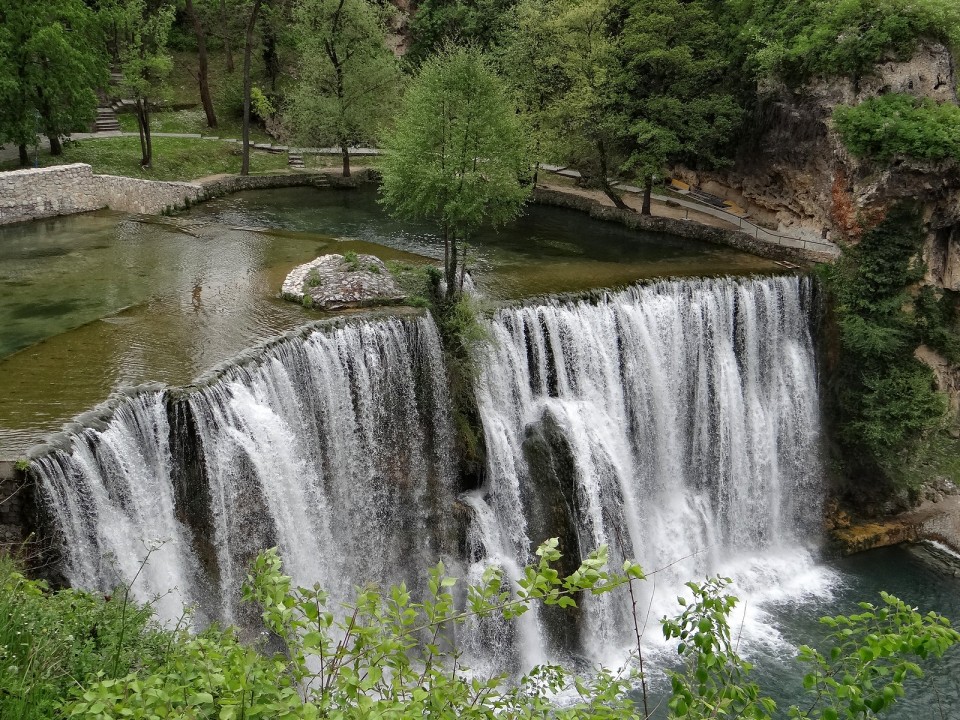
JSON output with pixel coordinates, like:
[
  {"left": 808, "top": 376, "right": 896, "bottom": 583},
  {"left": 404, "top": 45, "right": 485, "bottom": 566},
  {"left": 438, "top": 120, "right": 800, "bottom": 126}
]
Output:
[
  {"left": 96, "top": 174, "right": 203, "bottom": 215},
  {"left": 532, "top": 188, "right": 835, "bottom": 264},
  {"left": 0, "top": 164, "right": 351, "bottom": 226},
  {"left": 0, "top": 164, "right": 104, "bottom": 225}
]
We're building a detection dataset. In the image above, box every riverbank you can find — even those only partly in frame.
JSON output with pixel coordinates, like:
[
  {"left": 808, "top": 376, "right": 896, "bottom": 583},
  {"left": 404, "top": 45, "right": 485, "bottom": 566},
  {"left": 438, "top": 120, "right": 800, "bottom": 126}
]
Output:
[{"left": 831, "top": 493, "right": 960, "bottom": 560}]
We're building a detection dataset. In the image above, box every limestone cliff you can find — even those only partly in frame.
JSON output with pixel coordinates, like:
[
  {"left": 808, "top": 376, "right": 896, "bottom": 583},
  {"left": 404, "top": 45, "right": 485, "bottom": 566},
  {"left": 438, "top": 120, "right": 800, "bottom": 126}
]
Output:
[{"left": 673, "top": 40, "right": 960, "bottom": 289}]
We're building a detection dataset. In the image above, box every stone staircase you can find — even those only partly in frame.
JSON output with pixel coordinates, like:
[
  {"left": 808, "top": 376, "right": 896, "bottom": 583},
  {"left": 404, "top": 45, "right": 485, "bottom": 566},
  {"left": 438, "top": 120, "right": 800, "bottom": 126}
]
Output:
[
  {"left": 288, "top": 150, "right": 305, "bottom": 169},
  {"left": 93, "top": 106, "right": 122, "bottom": 133}
]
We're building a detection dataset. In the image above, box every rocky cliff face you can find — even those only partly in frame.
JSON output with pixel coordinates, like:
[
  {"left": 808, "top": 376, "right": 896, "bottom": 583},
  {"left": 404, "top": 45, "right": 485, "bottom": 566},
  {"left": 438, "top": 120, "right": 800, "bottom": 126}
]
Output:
[{"left": 674, "top": 40, "right": 960, "bottom": 289}]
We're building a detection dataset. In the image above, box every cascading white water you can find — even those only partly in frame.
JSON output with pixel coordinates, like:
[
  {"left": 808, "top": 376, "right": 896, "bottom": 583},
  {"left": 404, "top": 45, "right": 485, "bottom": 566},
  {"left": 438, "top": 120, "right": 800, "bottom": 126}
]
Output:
[
  {"left": 35, "top": 393, "right": 205, "bottom": 624},
  {"left": 36, "top": 315, "right": 456, "bottom": 626},
  {"left": 34, "top": 274, "right": 830, "bottom": 673},
  {"left": 191, "top": 317, "right": 456, "bottom": 622},
  {"left": 467, "top": 275, "right": 828, "bottom": 666}
]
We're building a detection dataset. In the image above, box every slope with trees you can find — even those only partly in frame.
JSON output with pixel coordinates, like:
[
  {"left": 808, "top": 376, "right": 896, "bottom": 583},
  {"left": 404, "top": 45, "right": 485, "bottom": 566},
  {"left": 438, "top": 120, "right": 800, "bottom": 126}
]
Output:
[{"left": 286, "top": 0, "right": 400, "bottom": 177}]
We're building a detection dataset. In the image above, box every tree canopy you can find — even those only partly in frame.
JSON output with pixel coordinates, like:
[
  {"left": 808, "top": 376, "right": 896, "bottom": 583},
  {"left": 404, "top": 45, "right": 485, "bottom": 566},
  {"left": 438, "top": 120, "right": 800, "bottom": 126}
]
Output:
[
  {"left": 0, "top": 0, "right": 106, "bottom": 163},
  {"left": 286, "top": 0, "right": 400, "bottom": 177},
  {"left": 379, "top": 46, "right": 530, "bottom": 297}
]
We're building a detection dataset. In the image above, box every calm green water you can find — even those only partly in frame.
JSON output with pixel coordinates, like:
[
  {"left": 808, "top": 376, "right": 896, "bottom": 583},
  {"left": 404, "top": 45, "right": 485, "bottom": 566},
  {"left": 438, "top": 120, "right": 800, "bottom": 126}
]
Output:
[
  {"left": 0, "top": 187, "right": 775, "bottom": 454},
  {"left": 756, "top": 545, "right": 960, "bottom": 719}
]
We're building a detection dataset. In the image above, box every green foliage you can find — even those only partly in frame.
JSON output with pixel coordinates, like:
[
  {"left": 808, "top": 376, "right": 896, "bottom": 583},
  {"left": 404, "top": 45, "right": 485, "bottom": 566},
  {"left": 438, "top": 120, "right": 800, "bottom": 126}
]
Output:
[
  {"left": 663, "top": 577, "right": 775, "bottom": 719},
  {"left": 835, "top": 94, "right": 960, "bottom": 164},
  {"left": 2, "top": 542, "right": 959, "bottom": 720},
  {"left": 407, "top": 0, "right": 518, "bottom": 66},
  {"left": 385, "top": 260, "right": 438, "bottom": 307},
  {"left": 915, "top": 286, "right": 960, "bottom": 364},
  {"left": 617, "top": 0, "right": 743, "bottom": 187},
  {"left": 106, "top": 0, "right": 175, "bottom": 105},
  {"left": 379, "top": 45, "right": 530, "bottom": 296},
  {"left": 286, "top": 0, "right": 399, "bottom": 172},
  {"left": 796, "top": 592, "right": 960, "bottom": 718},
  {"left": 0, "top": 0, "right": 106, "bottom": 158},
  {"left": 342, "top": 250, "right": 360, "bottom": 270},
  {"left": 13, "top": 458, "right": 29, "bottom": 472},
  {"left": 823, "top": 205, "right": 957, "bottom": 489},
  {"left": 731, "top": 0, "right": 960, "bottom": 85},
  {"left": 305, "top": 268, "right": 323, "bottom": 288},
  {"left": 0, "top": 557, "right": 163, "bottom": 720}
]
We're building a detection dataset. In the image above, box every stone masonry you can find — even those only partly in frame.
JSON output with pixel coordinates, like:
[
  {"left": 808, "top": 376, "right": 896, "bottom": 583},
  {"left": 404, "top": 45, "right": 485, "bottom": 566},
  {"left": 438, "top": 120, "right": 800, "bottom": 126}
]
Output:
[{"left": 0, "top": 164, "right": 340, "bottom": 226}]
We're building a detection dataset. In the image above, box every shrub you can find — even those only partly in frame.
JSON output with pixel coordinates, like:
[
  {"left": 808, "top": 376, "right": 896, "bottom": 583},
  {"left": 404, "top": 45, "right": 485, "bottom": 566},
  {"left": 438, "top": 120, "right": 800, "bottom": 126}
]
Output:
[{"left": 834, "top": 94, "right": 960, "bottom": 164}]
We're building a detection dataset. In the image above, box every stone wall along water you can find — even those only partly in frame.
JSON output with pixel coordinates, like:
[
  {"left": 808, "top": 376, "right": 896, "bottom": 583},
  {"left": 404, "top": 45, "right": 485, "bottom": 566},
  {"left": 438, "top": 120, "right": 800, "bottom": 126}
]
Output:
[{"left": 0, "top": 164, "right": 339, "bottom": 226}]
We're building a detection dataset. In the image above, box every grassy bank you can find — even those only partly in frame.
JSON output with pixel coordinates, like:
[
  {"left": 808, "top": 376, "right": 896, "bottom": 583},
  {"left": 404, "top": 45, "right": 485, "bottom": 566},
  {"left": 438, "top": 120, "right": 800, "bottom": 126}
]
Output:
[{"left": 0, "top": 136, "right": 372, "bottom": 182}]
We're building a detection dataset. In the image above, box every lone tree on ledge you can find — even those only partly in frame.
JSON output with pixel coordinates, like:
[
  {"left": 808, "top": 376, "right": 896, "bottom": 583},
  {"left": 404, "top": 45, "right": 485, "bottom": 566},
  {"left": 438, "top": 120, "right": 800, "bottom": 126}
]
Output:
[{"left": 379, "top": 46, "right": 530, "bottom": 298}]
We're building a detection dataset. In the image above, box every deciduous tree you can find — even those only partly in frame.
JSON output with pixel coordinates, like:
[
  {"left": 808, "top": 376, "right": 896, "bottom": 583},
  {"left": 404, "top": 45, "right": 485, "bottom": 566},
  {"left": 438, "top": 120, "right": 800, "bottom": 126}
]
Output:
[
  {"left": 380, "top": 47, "right": 530, "bottom": 298},
  {"left": 0, "top": 0, "right": 106, "bottom": 165},
  {"left": 286, "top": 0, "right": 399, "bottom": 177}
]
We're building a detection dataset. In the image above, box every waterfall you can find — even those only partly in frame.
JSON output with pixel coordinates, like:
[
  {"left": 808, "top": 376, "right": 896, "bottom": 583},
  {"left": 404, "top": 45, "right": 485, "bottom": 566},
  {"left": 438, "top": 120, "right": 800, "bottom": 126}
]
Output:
[
  {"left": 33, "top": 274, "right": 828, "bottom": 673},
  {"left": 467, "top": 275, "right": 825, "bottom": 665},
  {"left": 35, "top": 315, "right": 457, "bottom": 626}
]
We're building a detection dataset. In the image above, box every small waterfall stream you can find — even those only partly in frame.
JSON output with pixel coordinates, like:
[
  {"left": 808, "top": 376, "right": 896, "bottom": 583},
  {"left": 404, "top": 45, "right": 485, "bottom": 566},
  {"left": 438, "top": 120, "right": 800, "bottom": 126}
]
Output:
[{"left": 33, "top": 274, "right": 828, "bottom": 671}]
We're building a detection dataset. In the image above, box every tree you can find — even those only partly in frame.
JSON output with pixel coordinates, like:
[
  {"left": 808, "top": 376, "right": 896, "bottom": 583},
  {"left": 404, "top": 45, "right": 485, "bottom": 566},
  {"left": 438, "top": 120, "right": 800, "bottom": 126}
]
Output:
[
  {"left": 184, "top": 0, "right": 217, "bottom": 127},
  {"left": 240, "top": 0, "right": 265, "bottom": 176},
  {"left": 618, "top": 0, "right": 742, "bottom": 214},
  {"left": 108, "top": 0, "right": 175, "bottom": 169},
  {"left": 0, "top": 0, "right": 106, "bottom": 165},
  {"left": 494, "top": 0, "right": 565, "bottom": 186},
  {"left": 406, "top": 0, "right": 518, "bottom": 66},
  {"left": 286, "top": 0, "right": 400, "bottom": 177},
  {"left": 379, "top": 46, "right": 530, "bottom": 298},
  {"left": 506, "top": 0, "right": 630, "bottom": 209}
]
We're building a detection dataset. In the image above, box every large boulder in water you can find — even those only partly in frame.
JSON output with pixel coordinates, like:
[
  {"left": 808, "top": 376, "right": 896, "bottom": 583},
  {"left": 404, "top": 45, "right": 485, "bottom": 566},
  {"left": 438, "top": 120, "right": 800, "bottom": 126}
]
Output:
[{"left": 281, "top": 253, "right": 406, "bottom": 310}]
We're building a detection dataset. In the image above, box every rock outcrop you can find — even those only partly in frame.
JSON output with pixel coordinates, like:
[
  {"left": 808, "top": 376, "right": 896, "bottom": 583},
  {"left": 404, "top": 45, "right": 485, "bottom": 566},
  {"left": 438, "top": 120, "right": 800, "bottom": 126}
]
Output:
[
  {"left": 672, "top": 40, "right": 960, "bottom": 287},
  {"left": 281, "top": 253, "right": 406, "bottom": 310}
]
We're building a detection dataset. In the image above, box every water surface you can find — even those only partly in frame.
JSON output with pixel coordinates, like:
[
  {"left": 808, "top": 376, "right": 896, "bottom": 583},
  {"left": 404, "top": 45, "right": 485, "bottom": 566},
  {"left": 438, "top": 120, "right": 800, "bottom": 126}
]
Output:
[{"left": 0, "top": 186, "right": 776, "bottom": 454}]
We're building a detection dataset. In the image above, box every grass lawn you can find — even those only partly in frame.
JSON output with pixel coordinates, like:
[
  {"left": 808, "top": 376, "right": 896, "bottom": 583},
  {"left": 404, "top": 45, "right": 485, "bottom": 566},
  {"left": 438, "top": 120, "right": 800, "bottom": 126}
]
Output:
[
  {"left": 0, "top": 136, "right": 294, "bottom": 181},
  {"left": 0, "top": 135, "right": 380, "bottom": 180},
  {"left": 116, "top": 108, "right": 273, "bottom": 144}
]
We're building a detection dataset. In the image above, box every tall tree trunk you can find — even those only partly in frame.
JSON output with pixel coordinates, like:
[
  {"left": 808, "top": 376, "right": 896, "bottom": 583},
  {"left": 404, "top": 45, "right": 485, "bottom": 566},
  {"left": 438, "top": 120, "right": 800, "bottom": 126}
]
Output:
[
  {"left": 262, "top": 25, "right": 279, "bottom": 92},
  {"left": 143, "top": 104, "right": 153, "bottom": 168},
  {"left": 597, "top": 140, "right": 629, "bottom": 210},
  {"left": 48, "top": 134, "right": 62, "bottom": 156},
  {"left": 341, "top": 144, "right": 350, "bottom": 177},
  {"left": 136, "top": 98, "right": 152, "bottom": 168},
  {"left": 241, "top": 0, "right": 263, "bottom": 177},
  {"left": 186, "top": 0, "right": 218, "bottom": 128},
  {"left": 642, "top": 176, "right": 653, "bottom": 216},
  {"left": 135, "top": 99, "right": 147, "bottom": 164},
  {"left": 221, "top": 0, "right": 235, "bottom": 72},
  {"left": 446, "top": 236, "right": 458, "bottom": 300},
  {"left": 18, "top": 144, "right": 29, "bottom": 167}
]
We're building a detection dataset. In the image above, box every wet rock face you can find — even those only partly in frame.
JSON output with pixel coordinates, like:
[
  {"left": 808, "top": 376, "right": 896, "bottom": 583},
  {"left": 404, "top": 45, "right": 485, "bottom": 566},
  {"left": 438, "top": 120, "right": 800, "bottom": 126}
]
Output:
[
  {"left": 281, "top": 253, "right": 406, "bottom": 310},
  {"left": 673, "top": 40, "right": 960, "bottom": 276}
]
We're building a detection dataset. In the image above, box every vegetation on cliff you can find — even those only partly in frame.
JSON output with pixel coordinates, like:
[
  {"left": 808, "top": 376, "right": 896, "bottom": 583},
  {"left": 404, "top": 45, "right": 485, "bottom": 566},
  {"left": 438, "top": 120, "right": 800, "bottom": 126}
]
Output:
[
  {"left": 3, "top": 544, "right": 959, "bottom": 720},
  {"left": 822, "top": 206, "right": 960, "bottom": 496},
  {"left": 834, "top": 94, "right": 960, "bottom": 164}
]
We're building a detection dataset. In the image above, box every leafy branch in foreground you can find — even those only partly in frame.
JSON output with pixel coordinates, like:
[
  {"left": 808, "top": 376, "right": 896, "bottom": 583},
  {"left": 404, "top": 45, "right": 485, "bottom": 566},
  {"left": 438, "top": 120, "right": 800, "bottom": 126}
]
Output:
[{"left": 40, "top": 538, "right": 960, "bottom": 720}]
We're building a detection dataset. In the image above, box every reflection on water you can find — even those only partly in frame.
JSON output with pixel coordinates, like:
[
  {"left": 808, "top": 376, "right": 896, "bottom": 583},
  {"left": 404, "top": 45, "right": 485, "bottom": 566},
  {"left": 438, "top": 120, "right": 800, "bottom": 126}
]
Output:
[{"left": 0, "top": 187, "right": 777, "bottom": 454}]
